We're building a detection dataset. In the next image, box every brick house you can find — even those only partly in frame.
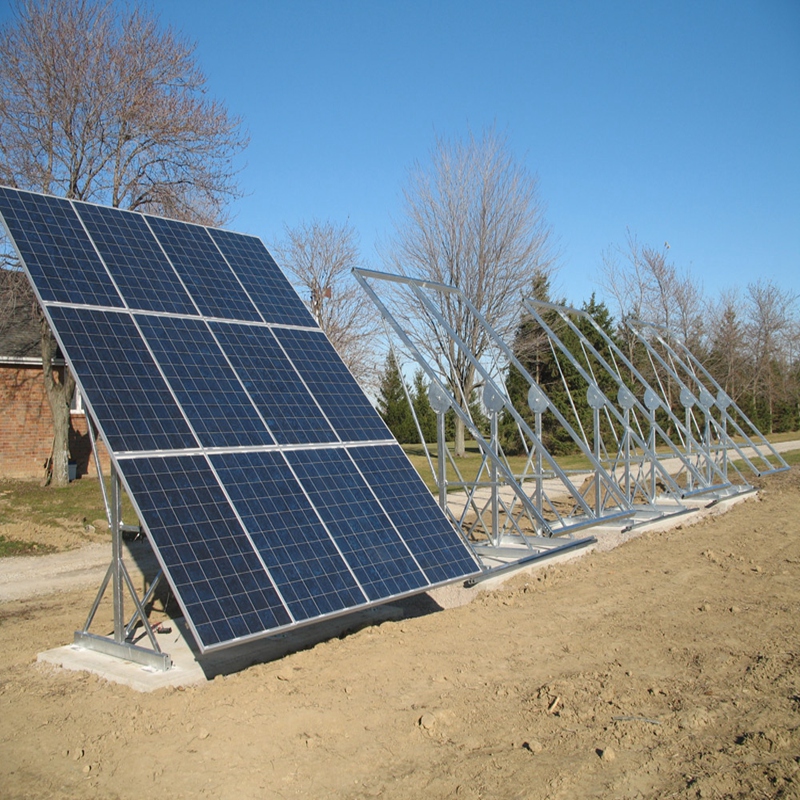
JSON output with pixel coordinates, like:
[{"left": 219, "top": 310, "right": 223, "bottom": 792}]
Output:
[{"left": 0, "top": 279, "right": 108, "bottom": 479}]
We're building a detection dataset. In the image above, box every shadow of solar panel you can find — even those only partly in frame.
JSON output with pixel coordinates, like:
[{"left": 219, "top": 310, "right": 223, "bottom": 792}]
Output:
[
  {"left": 286, "top": 448, "right": 429, "bottom": 599},
  {"left": 210, "top": 321, "right": 337, "bottom": 445},
  {"left": 120, "top": 455, "right": 292, "bottom": 648},
  {"left": 146, "top": 215, "right": 261, "bottom": 322},
  {"left": 0, "top": 187, "right": 123, "bottom": 308},
  {"left": 275, "top": 328, "right": 391, "bottom": 442},
  {"left": 210, "top": 450, "right": 367, "bottom": 620},
  {"left": 75, "top": 203, "right": 197, "bottom": 315},
  {"left": 349, "top": 444, "right": 481, "bottom": 583},
  {"left": 47, "top": 307, "right": 197, "bottom": 453},
  {"left": 208, "top": 228, "right": 316, "bottom": 327},
  {"left": 135, "top": 314, "right": 275, "bottom": 449}
]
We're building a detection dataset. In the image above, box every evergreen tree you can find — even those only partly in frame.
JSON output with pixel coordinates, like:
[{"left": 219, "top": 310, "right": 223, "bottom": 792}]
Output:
[
  {"left": 500, "top": 284, "right": 625, "bottom": 456},
  {"left": 499, "top": 273, "right": 572, "bottom": 454},
  {"left": 411, "top": 369, "right": 437, "bottom": 442},
  {"left": 377, "top": 352, "right": 416, "bottom": 443}
]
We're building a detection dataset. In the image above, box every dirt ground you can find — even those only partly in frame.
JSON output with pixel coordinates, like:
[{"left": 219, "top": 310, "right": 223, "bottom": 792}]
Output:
[{"left": 1, "top": 469, "right": 799, "bottom": 800}]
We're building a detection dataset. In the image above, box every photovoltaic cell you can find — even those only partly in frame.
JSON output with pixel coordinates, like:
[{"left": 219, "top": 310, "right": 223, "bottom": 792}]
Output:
[
  {"left": 286, "top": 448, "right": 429, "bottom": 599},
  {"left": 0, "top": 186, "right": 481, "bottom": 653},
  {"left": 210, "top": 321, "right": 337, "bottom": 445},
  {"left": 349, "top": 444, "right": 481, "bottom": 584},
  {"left": 146, "top": 215, "right": 261, "bottom": 322},
  {"left": 208, "top": 228, "right": 316, "bottom": 327},
  {"left": 210, "top": 450, "right": 367, "bottom": 620},
  {"left": 135, "top": 314, "right": 275, "bottom": 449},
  {"left": 47, "top": 306, "right": 197, "bottom": 453},
  {"left": 120, "top": 455, "right": 291, "bottom": 647},
  {"left": 75, "top": 203, "right": 197, "bottom": 316},
  {"left": 274, "top": 327, "right": 391, "bottom": 442},
  {"left": 0, "top": 188, "right": 122, "bottom": 308}
]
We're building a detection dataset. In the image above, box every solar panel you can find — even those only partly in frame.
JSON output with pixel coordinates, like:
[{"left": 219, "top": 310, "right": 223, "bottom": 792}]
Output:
[
  {"left": 209, "top": 322, "right": 337, "bottom": 445},
  {"left": 0, "top": 188, "right": 123, "bottom": 307},
  {"left": 0, "top": 186, "right": 481, "bottom": 653},
  {"left": 209, "top": 450, "right": 366, "bottom": 619},
  {"left": 349, "top": 444, "right": 482, "bottom": 584},
  {"left": 146, "top": 214, "right": 262, "bottom": 322},
  {"left": 134, "top": 314, "right": 276, "bottom": 449},
  {"left": 208, "top": 228, "right": 316, "bottom": 327},
  {"left": 75, "top": 203, "right": 197, "bottom": 316},
  {"left": 285, "top": 447, "right": 430, "bottom": 599},
  {"left": 45, "top": 306, "right": 196, "bottom": 453},
  {"left": 274, "top": 327, "right": 391, "bottom": 442}
]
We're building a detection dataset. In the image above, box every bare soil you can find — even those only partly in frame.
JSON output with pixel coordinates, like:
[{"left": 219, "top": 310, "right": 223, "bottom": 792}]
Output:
[{"left": 1, "top": 469, "right": 799, "bottom": 799}]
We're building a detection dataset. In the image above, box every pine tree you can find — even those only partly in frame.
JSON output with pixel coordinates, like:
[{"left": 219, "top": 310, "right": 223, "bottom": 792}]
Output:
[
  {"left": 377, "top": 352, "right": 416, "bottom": 443},
  {"left": 411, "top": 369, "right": 437, "bottom": 442},
  {"left": 500, "top": 285, "right": 625, "bottom": 456}
]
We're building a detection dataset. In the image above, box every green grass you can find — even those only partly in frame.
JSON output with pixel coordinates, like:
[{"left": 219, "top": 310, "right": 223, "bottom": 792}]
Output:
[
  {"left": 0, "top": 534, "right": 57, "bottom": 557},
  {"left": 401, "top": 442, "right": 596, "bottom": 493},
  {"left": 728, "top": 447, "right": 800, "bottom": 472},
  {"left": 0, "top": 433, "right": 796, "bottom": 558},
  {"left": 782, "top": 449, "right": 800, "bottom": 467},
  {"left": 403, "top": 435, "right": 800, "bottom": 493},
  {"left": 0, "top": 476, "right": 137, "bottom": 532}
]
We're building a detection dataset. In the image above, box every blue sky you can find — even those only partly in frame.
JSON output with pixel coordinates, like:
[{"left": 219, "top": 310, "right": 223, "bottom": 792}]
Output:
[{"left": 7, "top": 0, "right": 800, "bottom": 309}]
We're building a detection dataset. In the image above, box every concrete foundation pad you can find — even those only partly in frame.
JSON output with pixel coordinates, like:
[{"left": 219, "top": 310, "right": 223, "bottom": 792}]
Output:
[
  {"left": 38, "top": 603, "right": 404, "bottom": 692},
  {"left": 36, "top": 486, "right": 760, "bottom": 692}
]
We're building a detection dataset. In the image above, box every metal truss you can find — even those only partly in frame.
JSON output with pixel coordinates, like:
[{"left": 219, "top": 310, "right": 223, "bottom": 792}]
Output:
[
  {"left": 625, "top": 319, "right": 789, "bottom": 479},
  {"left": 523, "top": 299, "right": 745, "bottom": 504},
  {"left": 74, "top": 412, "right": 172, "bottom": 671},
  {"left": 354, "top": 268, "right": 636, "bottom": 565}
]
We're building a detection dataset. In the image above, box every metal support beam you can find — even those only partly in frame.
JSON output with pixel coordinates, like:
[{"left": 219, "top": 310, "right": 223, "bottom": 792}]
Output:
[
  {"left": 353, "top": 268, "right": 635, "bottom": 551},
  {"left": 74, "top": 459, "right": 172, "bottom": 672},
  {"left": 626, "top": 318, "right": 788, "bottom": 478}
]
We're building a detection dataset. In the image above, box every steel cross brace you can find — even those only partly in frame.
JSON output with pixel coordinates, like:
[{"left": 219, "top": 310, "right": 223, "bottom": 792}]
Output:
[
  {"left": 524, "top": 299, "right": 737, "bottom": 498},
  {"left": 75, "top": 420, "right": 171, "bottom": 671},
  {"left": 626, "top": 318, "right": 789, "bottom": 478},
  {"left": 353, "top": 268, "right": 633, "bottom": 533}
]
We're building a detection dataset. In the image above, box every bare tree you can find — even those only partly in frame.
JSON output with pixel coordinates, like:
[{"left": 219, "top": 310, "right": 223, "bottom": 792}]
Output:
[
  {"left": 600, "top": 231, "right": 704, "bottom": 339},
  {"left": 599, "top": 232, "right": 705, "bottom": 409},
  {"left": 385, "top": 128, "right": 557, "bottom": 456},
  {"left": 0, "top": 0, "right": 248, "bottom": 485},
  {"left": 274, "top": 219, "right": 380, "bottom": 388},
  {"left": 744, "top": 279, "right": 798, "bottom": 433},
  {"left": 706, "top": 288, "right": 747, "bottom": 403}
]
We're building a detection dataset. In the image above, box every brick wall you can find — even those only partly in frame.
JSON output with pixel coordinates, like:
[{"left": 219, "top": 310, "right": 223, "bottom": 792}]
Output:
[{"left": 0, "top": 363, "right": 109, "bottom": 479}]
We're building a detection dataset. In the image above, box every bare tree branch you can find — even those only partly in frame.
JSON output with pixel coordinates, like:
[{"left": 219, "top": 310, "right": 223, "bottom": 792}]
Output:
[
  {"left": 384, "top": 127, "right": 557, "bottom": 456},
  {"left": 0, "top": 0, "right": 248, "bottom": 484},
  {"left": 274, "top": 219, "right": 381, "bottom": 389}
]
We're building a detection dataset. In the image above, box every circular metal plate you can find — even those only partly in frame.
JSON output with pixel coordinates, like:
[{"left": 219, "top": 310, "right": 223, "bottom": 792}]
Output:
[
  {"left": 679, "top": 386, "right": 696, "bottom": 408},
  {"left": 587, "top": 384, "right": 605, "bottom": 410},
  {"left": 527, "top": 384, "right": 549, "bottom": 414},
  {"left": 698, "top": 388, "right": 715, "bottom": 411},
  {"left": 429, "top": 382, "right": 452, "bottom": 413},
  {"left": 483, "top": 383, "right": 505, "bottom": 414},
  {"left": 644, "top": 388, "right": 661, "bottom": 411},
  {"left": 617, "top": 385, "right": 636, "bottom": 410}
]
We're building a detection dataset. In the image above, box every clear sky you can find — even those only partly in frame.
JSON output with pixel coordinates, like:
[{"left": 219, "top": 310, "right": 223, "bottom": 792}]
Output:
[{"left": 6, "top": 0, "right": 800, "bottom": 309}]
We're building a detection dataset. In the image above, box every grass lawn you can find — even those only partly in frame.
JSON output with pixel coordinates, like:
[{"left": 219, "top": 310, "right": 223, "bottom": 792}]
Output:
[
  {"left": 0, "top": 475, "right": 137, "bottom": 554},
  {"left": 0, "top": 431, "right": 797, "bottom": 556},
  {"left": 403, "top": 433, "right": 800, "bottom": 494}
]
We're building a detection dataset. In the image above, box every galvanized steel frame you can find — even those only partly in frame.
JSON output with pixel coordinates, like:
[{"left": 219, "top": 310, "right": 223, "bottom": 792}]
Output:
[
  {"left": 523, "top": 299, "right": 743, "bottom": 502},
  {"left": 75, "top": 458, "right": 172, "bottom": 672},
  {"left": 625, "top": 319, "right": 789, "bottom": 479},
  {"left": 354, "top": 268, "right": 634, "bottom": 551}
]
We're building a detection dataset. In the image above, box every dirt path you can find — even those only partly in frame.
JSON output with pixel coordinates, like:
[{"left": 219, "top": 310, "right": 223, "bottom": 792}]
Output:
[{"left": 0, "top": 468, "right": 798, "bottom": 799}]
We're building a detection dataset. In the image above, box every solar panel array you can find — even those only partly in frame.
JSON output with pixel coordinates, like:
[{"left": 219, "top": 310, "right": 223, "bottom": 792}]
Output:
[{"left": 0, "top": 187, "right": 481, "bottom": 652}]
